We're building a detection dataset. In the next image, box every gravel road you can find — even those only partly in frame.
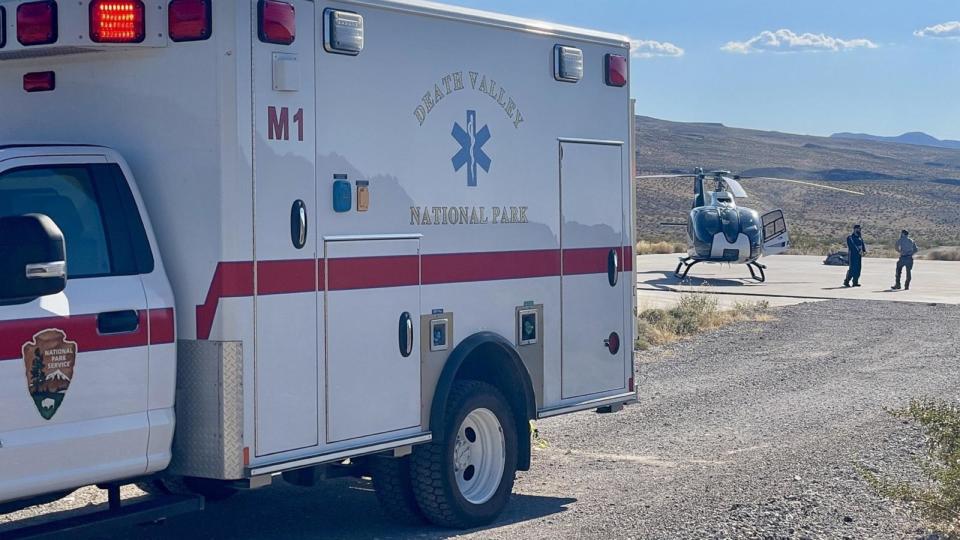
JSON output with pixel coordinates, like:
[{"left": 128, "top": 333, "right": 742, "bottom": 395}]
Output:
[{"left": 4, "top": 299, "right": 958, "bottom": 539}]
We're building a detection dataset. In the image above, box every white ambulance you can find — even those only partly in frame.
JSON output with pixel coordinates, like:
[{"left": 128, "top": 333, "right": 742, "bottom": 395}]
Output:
[{"left": 0, "top": 0, "right": 635, "bottom": 531}]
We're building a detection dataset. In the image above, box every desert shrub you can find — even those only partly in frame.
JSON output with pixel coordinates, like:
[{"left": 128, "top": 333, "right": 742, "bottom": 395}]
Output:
[
  {"left": 732, "top": 300, "right": 771, "bottom": 318},
  {"left": 639, "top": 308, "right": 669, "bottom": 326},
  {"left": 669, "top": 294, "right": 720, "bottom": 335},
  {"left": 861, "top": 399, "right": 960, "bottom": 537},
  {"left": 635, "top": 294, "right": 771, "bottom": 349},
  {"left": 925, "top": 247, "right": 960, "bottom": 261},
  {"left": 635, "top": 319, "right": 654, "bottom": 351},
  {"left": 636, "top": 240, "right": 686, "bottom": 255}
]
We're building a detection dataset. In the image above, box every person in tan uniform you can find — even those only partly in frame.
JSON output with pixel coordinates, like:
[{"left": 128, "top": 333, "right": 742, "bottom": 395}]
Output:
[{"left": 893, "top": 230, "right": 918, "bottom": 290}]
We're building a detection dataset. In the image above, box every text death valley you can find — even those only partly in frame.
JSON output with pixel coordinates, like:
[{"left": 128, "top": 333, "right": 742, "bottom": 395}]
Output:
[{"left": 410, "top": 206, "right": 529, "bottom": 226}]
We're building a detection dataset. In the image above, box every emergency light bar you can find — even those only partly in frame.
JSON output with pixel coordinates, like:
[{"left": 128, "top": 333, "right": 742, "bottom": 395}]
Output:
[
  {"left": 1, "top": 0, "right": 167, "bottom": 58},
  {"left": 17, "top": 1, "right": 58, "bottom": 46},
  {"left": 554, "top": 45, "right": 583, "bottom": 83},
  {"left": 89, "top": 0, "right": 145, "bottom": 44},
  {"left": 169, "top": 0, "right": 212, "bottom": 42},
  {"left": 605, "top": 54, "right": 627, "bottom": 87},
  {"left": 259, "top": 0, "right": 296, "bottom": 45},
  {"left": 324, "top": 9, "right": 364, "bottom": 55}
]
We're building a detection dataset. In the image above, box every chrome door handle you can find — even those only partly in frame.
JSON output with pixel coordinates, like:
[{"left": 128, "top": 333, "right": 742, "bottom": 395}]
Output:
[
  {"left": 26, "top": 261, "right": 66, "bottom": 280},
  {"left": 398, "top": 312, "right": 414, "bottom": 357},
  {"left": 607, "top": 248, "right": 619, "bottom": 287},
  {"left": 291, "top": 200, "right": 308, "bottom": 249}
]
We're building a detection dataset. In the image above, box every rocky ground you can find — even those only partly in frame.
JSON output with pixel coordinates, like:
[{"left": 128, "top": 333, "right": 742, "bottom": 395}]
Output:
[{"left": 3, "top": 300, "right": 958, "bottom": 539}]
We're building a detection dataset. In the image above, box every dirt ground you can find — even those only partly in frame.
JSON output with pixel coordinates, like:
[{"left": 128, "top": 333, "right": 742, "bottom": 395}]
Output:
[{"left": 3, "top": 299, "right": 957, "bottom": 539}]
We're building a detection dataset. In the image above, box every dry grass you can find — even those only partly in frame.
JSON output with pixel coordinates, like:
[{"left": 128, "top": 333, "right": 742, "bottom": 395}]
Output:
[
  {"left": 635, "top": 294, "right": 773, "bottom": 350},
  {"left": 860, "top": 399, "right": 960, "bottom": 538},
  {"left": 636, "top": 240, "right": 686, "bottom": 255},
  {"left": 924, "top": 247, "right": 960, "bottom": 261}
]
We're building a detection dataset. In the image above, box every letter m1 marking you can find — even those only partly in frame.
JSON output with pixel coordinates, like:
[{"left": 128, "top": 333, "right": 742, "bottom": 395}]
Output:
[{"left": 268, "top": 106, "right": 290, "bottom": 141}]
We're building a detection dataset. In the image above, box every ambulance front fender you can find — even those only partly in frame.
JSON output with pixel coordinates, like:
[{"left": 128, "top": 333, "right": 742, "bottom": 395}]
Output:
[{"left": 429, "top": 332, "right": 536, "bottom": 470}]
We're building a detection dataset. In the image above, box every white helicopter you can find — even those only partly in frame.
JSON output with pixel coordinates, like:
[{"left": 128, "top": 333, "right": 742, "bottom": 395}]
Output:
[{"left": 636, "top": 168, "right": 864, "bottom": 282}]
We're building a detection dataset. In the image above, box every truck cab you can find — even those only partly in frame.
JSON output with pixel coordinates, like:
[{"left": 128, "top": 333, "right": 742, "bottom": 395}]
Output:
[{"left": 0, "top": 146, "right": 176, "bottom": 505}]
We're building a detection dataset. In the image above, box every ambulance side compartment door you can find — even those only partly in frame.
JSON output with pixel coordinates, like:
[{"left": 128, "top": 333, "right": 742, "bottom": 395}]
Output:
[{"left": 252, "top": 0, "right": 320, "bottom": 458}]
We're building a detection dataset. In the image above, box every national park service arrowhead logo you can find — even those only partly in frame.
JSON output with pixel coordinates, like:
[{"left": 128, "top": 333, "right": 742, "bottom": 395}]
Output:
[{"left": 22, "top": 329, "right": 77, "bottom": 421}]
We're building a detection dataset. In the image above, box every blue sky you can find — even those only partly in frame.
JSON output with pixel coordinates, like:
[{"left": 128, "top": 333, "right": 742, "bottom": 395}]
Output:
[{"left": 443, "top": 0, "right": 960, "bottom": 140}]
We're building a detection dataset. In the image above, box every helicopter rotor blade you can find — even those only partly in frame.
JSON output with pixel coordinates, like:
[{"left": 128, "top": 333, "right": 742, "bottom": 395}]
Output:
[
  {"left": 635, "top": 174, "right": 700, "bottom": 179},
  {"left": 720, "top": 176, "right": 749, "bottom": 198},
  {"left": 659, "top": 222, "right": 688, "bottom": 227},
  {"left": 739, "top": 176, "right": 865, "bottom": 195}
]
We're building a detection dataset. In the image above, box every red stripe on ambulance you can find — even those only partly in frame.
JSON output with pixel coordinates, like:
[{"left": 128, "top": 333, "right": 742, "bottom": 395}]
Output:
[
  {"left": 0, "top": 308, "right": 175, "bottom": 362},
  {"left": 195, "top": 247, "right": 632, "bottom": 340}
]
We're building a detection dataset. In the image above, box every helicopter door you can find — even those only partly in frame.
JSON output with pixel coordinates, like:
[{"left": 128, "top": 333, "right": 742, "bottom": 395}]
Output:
[
  {"left": 761, "top": 209, "right": 790, "bottom": 256},
  {"left": 559, "top": 141, "right": 627, "bottom": 400}
]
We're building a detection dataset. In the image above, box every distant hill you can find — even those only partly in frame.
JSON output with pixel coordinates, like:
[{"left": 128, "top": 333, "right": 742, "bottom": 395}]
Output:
[
  {"left": 831, "top": 132, "right": 960, "bottom": 151},
  {"left": 635, "top": 116, "right": 960, "bottom": 182},
  {"left": 634, "top": 116, "right": 960, "bottom": 252}
]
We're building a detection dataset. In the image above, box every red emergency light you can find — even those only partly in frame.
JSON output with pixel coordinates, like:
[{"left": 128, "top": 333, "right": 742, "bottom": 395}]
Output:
[
  {"left": 17, "top": 1, "right": 58, "bottom": 46},
  {"left": 90, "top": 0, "right": 145, "bottom": 43},
  {"left": 24, "top": 71, "right": 56, "bottom": 93},
  {"left": 605, "top": 54, "right": 628, "bottom": 87},
  {"left": 169, "top": 0, "right": 212, "bottom": 42},
  {"left": 258, "top": 0, "right": 295, "bottom": 45}
]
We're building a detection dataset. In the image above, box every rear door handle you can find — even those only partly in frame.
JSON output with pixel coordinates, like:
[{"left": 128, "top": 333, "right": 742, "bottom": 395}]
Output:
[
  {"left": 98, "top": 310, "right": 140, "bottom": 335},
  {"left": 607, "top": 248, "right": 620, "bottom": 287},
  {"left": 398, "top": 312, "right": 414, "bottom": 358}
]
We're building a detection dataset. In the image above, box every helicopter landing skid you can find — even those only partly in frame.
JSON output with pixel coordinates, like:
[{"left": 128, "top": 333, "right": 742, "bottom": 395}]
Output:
[
  {"left": 747, "top": 261, "right": 767, "bottom": 283},
  {"left": 674, "top": 257, "right": 768, "bottom": 283},
  {"left": 674, "top": 257, "right": 700, "bottom": 280}
]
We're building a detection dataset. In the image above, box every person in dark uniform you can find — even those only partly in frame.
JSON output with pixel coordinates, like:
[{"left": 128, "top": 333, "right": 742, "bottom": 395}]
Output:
[
  {"left": 893, "top": 230, "right": 918, "bottom": 290},
  {"left": 844, "top": 224, "right": 866, "bottom": 287}
]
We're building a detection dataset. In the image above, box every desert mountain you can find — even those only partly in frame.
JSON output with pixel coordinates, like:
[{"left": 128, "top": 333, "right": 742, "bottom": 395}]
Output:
[
  {"left": 634, "top": 116, "right": 960, "bottom": 251},
  {"left": 831, "top": 132, "right": 960, "bottom": 151}
]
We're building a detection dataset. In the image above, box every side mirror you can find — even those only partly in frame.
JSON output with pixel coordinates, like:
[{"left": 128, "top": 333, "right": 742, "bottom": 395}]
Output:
[{"left": 0, "top": 214, "right": 67, "bottom": 304}]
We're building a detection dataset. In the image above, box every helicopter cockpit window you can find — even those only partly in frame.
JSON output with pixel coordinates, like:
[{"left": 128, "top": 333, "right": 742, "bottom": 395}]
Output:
[
  {"left": 739, "top": 210, "right": 759, "bottom": 232},
  {"left": 692, "top": 208, "right": 721, "bottom": 242}
]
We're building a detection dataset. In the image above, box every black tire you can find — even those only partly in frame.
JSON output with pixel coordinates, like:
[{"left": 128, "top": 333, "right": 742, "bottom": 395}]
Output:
[
  {"left": 134, "top": 479, "right": 169, "bottom": 497},
  {"left": 372, "top": 456, "right": 429, "bottom": 526},
  {"left": 136, "top": 476, "right": 236, "bottom": 502},
  {"left": 411, "top": 381, "right": 518, "bottom": 529}
]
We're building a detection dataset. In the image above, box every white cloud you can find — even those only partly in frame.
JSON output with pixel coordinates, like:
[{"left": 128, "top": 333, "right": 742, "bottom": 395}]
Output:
[
  {"left": 914, "top": 21, "right": 960, "bottom": 39},
  {"left": 721, "top": 29, "right": 878, "bottom": 54},
  {"left": 631, "top": 39, "right": 685, "bottom": 59}
]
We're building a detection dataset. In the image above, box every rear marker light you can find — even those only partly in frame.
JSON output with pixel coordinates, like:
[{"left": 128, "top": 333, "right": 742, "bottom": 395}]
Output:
[
  {"left": 169, "top": 0, "right": 212, "bottom": 42},
  {"left": 24, "top": 71, "right": 55, "bottom": 93},
  {"left": 259, "top": 0, "right": 295, "bottom": 46},
  {"left": 606, "top": 332, "right": 621, "bottom": 355},
  {"left": 17, "top": 1, "right": 58, "bottom": 46},
  {"left": 90, "top": 0, "right": 145, "bottom": 44},
  {"left": 606, "top": 54, "right": 628, "bottom": 87}
]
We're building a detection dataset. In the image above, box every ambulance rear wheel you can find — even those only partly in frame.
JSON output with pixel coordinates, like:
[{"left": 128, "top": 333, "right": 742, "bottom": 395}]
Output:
[
  {"left": 411, "top": 381, "right": 517, "bottom": 529},
  {"left": 372, "top": 456, "right": 428, "bottom": 525}
]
